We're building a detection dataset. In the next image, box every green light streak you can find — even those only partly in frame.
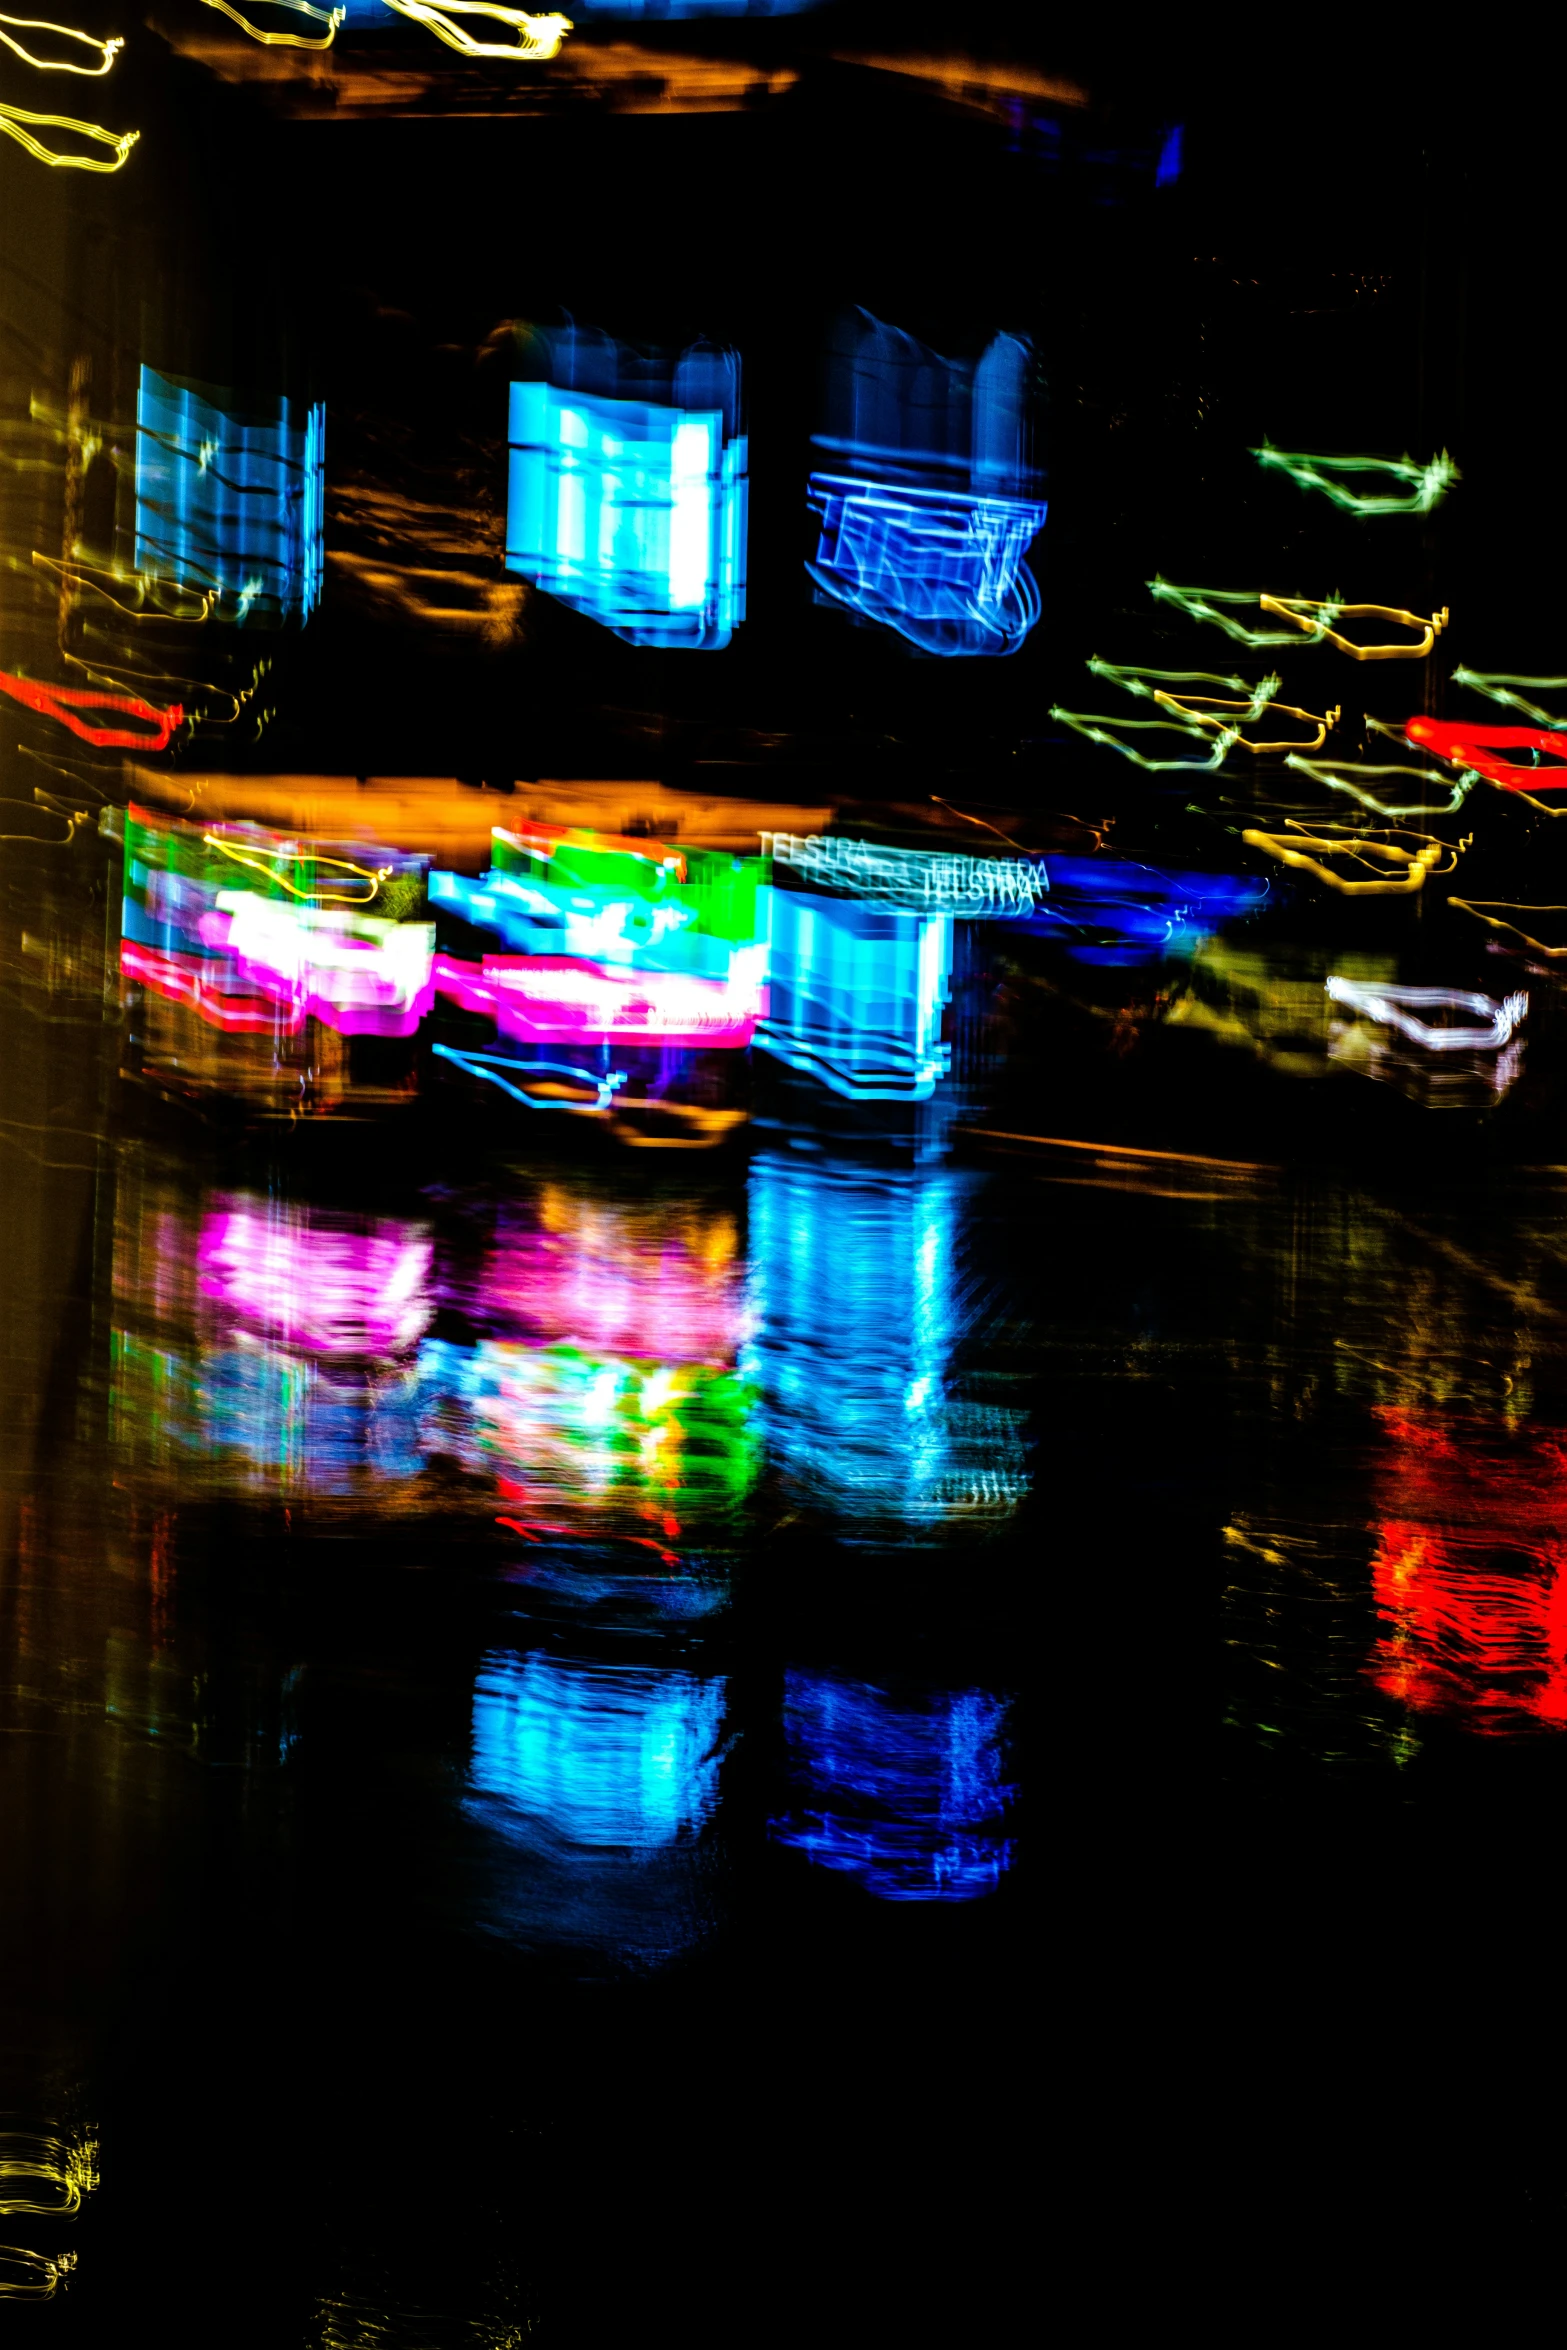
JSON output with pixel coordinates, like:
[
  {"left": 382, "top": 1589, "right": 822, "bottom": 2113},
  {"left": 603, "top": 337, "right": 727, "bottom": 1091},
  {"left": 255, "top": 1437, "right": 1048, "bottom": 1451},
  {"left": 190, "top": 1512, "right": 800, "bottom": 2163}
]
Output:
[{"left": 1253, "top": 442, "right": 1459, "bottom": 515}]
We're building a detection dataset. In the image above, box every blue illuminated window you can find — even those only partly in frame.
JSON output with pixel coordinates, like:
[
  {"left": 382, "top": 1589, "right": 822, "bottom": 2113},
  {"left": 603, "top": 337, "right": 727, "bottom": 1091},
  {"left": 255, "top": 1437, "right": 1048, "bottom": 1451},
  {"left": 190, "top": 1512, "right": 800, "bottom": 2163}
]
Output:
[
  {"left": 506, "top": 325, "right": 747, "bottom": 650},
  {"left": 807, "top": 310, "right": 1046, "bottom": 657},
  {"left": 756, "top": 886, "right": 953, "bottom": 1102},
  {"left": 134, "top": 368, "right": 324, "bottom": 624}
]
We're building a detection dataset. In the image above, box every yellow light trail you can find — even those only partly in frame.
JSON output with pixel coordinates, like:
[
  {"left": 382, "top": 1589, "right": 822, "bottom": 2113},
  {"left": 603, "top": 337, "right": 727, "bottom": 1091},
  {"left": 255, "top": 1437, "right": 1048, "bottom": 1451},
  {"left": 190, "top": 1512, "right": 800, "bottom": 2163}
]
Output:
[
  {"left": 1258, "top": 594, "right": 1448, "bottom": 661},
  {"left": 197, "top": 0, "right": 344, "bottom": 48},
  {"left": 202, "top": 830, "right": 392, "bottom": 905},
  {"left": 0, "top": 97, "right": 137, "bottom": 167},
  {"left": 0, "top": 11, "right": 122, "bottom": 71},
  {"left": 1240, "top": 822, "right": 1464, "bottom": 896},
  {"left": 379, "top": 0, "right": 571, "bottom": 58}
]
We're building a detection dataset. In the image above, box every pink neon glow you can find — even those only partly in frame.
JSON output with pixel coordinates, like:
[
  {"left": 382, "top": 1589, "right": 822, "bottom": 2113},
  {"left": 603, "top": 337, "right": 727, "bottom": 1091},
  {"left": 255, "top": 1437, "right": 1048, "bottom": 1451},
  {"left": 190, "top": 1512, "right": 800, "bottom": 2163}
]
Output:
[
  {"left": 198, "top": 1199, "right": 433, "bottom": 1356},
  {"left": 0, "top": 667, "right": 183, "bottom": 751},
  {"left": 452, "top": 1206, "right": 749, "bottom": 1364},
  {"left": 432, "top": 953, "right": 764, "bottom": 1047},
  {"left": 122, "top": 939, "right": 303, "bottom": 1033},
  {"left": 197, "top": 906, "right": 436, "bottom": 1040}
]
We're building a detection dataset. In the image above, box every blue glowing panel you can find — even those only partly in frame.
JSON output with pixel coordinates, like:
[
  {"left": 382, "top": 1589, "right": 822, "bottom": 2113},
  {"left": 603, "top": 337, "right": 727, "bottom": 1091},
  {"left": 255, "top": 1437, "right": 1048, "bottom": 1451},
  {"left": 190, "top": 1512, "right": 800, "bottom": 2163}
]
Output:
[
  {"left": 506, "top": 327, "right": 746, "bottom": 649},
  {"left": 807, "top": 311, "right": 1045, "bottom": 657},
  {"left": 743, "top": 1151, "right": 1029, "bottom": 1541},
  {"left": 1030, "top": 858, "right": 1270, "bottom": 966},
  {"left": 470, "top": 1650, "right": 727, "bottom": 1849},
  {"left": 756, "top": 886, "right": 953, "bottom": 1101},
  {"left": 770, "top": 1673, "right": 1016, "bottom": 1901},
  {"left": 134, "top": 368, "right": 324, "bottom": 624}
]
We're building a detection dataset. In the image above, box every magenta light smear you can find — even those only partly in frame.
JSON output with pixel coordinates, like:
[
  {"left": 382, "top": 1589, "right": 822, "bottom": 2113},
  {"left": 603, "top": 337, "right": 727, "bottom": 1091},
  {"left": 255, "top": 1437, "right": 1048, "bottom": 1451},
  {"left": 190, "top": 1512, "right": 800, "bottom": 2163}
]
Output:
[
  {"left": 433, "top": 952, "right": 766, "bottom": 1047},
  {"left": 198, "top": 1199, "right": 434, "bottom": 1356}
]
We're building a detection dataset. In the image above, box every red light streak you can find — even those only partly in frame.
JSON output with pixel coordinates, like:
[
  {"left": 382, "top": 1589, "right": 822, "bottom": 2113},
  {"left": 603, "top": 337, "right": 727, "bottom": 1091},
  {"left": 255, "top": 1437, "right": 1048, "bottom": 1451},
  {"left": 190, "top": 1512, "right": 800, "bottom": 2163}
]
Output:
[
  {"left": 0, "top": 667, "right": 183, "bottom": 750},
  {"left": 120, "top": 939, "right": 303, "bottom": 1032},
  {"left": 1405, "top": 713, "right": 1567, "bottom": 791}
]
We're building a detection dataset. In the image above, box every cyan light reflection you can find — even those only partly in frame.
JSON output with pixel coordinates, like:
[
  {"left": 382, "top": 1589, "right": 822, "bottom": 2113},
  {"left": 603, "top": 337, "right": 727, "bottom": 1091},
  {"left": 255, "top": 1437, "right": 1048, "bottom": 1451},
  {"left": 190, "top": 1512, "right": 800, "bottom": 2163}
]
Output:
[
  {"left": 470, "top": 1650, "right": 726, "bottom": 1849},
  {"left": 770, "top": 1673, "right": 1015, "bottom": 1900},
  {"left": 134, "top": 367, "right": 324, "bottom": 623},
  {"left": 505, "top": 325, "right": 747, "bottom": 649},
  {"left": 744, "top": 1152, "right": 1028, "bottom": 1540},
  {"left": 807, "top": 310, "right": 1045, "bottom": 657}
]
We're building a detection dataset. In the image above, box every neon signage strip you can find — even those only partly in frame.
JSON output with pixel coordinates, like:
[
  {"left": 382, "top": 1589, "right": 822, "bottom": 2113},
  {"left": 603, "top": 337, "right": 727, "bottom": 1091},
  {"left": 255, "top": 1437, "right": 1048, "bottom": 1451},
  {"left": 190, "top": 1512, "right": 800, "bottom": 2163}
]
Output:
[
  {"left": 379, "top": 0, "right": 571, "bottom": 55},
  {"left": 506, "top": 378, "right": 747, "bottom": 651},
  {"left": 0, "top": 12, "right": 122, "bottom": 70},
  {"left": 0, "top": 667, "right": 180, "bottom": 748},
  {"left": 198, "top": 0, "right": 344, "bottom": 44},
  {"left": 1238, "top": 825, "right": 1462, "bottom": 896},
  {"left": 433, "top": 952, "right": 766, "bottom": 1046},
  {"left": 1405, "top": 714, "right": 1567, "bottom": 792},
  {"left": 1325, "top": 976, "right": 1526, "bottom": 1053},
  {"left": 0, "top": 96, "right": 137, "bottom": 168},
  {"left": 1253, "top": 443, "right": 1460, "bottom": 516},
  {"left": 763, "top": 834, "right": 1047, "bottom": 916},
  {"left": 1284, "top": 755, "right": 1475, "bottom": 819},
  {"left": 430, "top": 1042, "right": 627, "bottom": 1111},
  {"left": 1051, "top": 705, "right": 1237, "bottom": 771},
  {"left": 806, "top": 476, "right": 1046, "bottom": 658}
]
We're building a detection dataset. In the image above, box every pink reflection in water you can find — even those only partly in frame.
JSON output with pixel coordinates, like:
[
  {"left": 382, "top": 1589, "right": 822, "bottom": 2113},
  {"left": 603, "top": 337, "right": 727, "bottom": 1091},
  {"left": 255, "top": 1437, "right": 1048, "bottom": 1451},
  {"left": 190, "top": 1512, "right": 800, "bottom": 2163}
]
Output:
[
  {"left": 453, "top": 1198, "right": 749, "bottom": 1365},
  {"left": 198, "top": 1198, "right": 434, "bottom": 1356}
]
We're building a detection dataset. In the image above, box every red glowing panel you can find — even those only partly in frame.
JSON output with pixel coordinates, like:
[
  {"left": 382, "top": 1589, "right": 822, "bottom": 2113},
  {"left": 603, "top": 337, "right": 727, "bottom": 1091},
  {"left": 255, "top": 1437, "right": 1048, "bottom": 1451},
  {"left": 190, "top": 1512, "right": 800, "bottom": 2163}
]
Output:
[
  {"left": 1366, "top": 1407, "right": 1567, "bottom": 1732},
  {"left": 1405, "top": 714, "right": 1567, "bottom": 791},
  {"left": 0, "top": 668, "right": 183, "bottom": 752},
  {"left": 121, "top": 940, "right": 303, "bottom": 1033}
]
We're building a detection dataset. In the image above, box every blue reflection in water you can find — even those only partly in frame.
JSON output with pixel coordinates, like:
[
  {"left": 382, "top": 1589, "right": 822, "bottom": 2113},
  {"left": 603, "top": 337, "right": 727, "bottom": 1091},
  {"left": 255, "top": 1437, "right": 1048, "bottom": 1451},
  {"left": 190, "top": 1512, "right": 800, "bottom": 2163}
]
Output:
[
  {"left": 807, "top": 309, "right": 1045, "bottom": 657},
  {"left": 134, "top": 367, "right": 324, "bottom": 623},
  {"left": 771, "top": 1673, "right": 1015, "bottom": 1900},
  {"left": 470, "top": 1650, "right": 726, "bottom": 1849},
  {"left": 744, "top": 1152, "right": 1029, "bottom": 1540}
]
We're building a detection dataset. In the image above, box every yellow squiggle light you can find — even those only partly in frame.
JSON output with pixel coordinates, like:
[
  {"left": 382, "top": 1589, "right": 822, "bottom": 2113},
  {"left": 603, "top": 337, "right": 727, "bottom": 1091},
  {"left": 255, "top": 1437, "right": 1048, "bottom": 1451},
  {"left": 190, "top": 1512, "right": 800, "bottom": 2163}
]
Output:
[
  {"left": 1450, "top": 899, "right": 1567, "bottom": 959},
  {"left": 380, "top": 0, "right": 571, "bottom": 59},
  {"left": 0, "top": 11, "right": 121, "bottom": 72},
  {"left": 1259, "top": 594, "right": 1448, "bottom": 662},
  {"left": 1239, "top": 822, "right": 1464, "bottom": 896},
  {"left": 203, "top": 831, "right": 391, "bottom": 905},
  {"left": 0, "top": 98, "right": 137, "bottom": 168},
  {"left": 197, "top": 0, "right": 344, "bottom": 48},
  {"left": 1154, "top": 689, "right": 1340, "bottom": 755}
]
